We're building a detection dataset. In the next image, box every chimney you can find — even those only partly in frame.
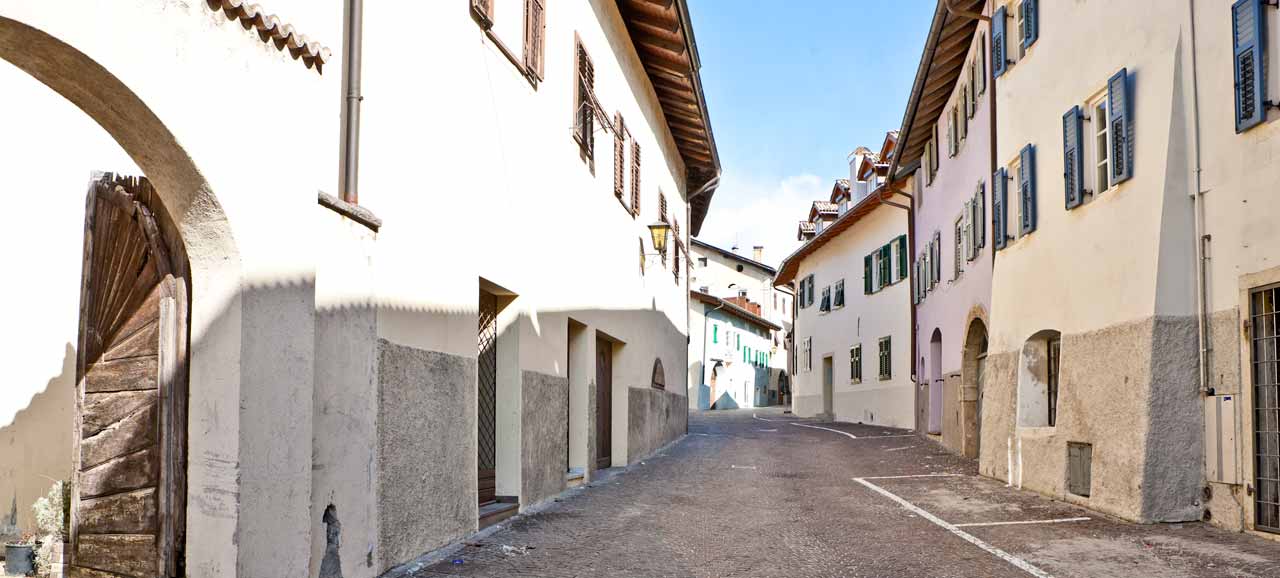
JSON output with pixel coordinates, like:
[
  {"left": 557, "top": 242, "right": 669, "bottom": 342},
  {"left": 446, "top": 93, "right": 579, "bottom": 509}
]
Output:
[{"left": 752, "top": 246, "right": 764, "bottom": 262}]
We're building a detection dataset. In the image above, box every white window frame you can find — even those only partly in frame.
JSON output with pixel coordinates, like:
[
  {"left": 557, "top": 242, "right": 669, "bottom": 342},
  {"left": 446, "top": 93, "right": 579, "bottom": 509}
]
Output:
[
  {"left": 1087, "top": 91, "right": 1112, "bottom": 198},
  {"left": 850, "top": 344, "right": 862, "bottom": 384},
  {"left": 1015, "top": 0, "right": 1027, "bottom": 59},
  {"left": 1007, "top": 155, "right": 1023, "bottom": 240}
]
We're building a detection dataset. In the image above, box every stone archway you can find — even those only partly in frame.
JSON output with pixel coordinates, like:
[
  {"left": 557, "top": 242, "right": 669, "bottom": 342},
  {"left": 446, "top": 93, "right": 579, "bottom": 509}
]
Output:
[
  {"left": 961, "top": 318, "right": 989, "bottom": 459},
  {"left": 0, "top": 14, "right": 244, "bottom": 578}
]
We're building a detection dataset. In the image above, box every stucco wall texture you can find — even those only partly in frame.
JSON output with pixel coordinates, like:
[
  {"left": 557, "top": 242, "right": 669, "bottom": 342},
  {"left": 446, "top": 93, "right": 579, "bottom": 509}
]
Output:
[
  {"left": 979, "top": 317, "right": 1201, "bottom": 523},
  {"left": 376, "top": 340, "right": 478, "bottom": 573},
  {"left": 522, "top": 371, "right": 570, "bottom": 509},
  {"left": 0, "top": 346, "right": 74, "bottom": 539}
]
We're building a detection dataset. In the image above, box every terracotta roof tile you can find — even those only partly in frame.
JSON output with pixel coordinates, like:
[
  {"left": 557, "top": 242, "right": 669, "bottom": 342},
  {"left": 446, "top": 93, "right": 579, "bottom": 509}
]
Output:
[{"left": 206, "top": 0, "right": 331, "bottom": 73}]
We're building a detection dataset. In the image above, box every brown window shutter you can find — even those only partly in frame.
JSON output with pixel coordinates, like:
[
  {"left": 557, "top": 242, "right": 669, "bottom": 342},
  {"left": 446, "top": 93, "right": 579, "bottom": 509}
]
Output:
[
  {"left": 575, "top": 41, "right": 594, "bottom": 160},
  {"left": 523, "top": 0, "right": 545, "bottom": 79},
  {"left": 659, "top": 192, "right": 668, "bottom": 223},
  {"left": 639, "top": 238, "right": 645, "bottom": 275},
  {"left": 673, "top": 246, "right": 681, "bottom": 282},
  {"left": 631, "top": 141, "right": 641, "bottom": 215},
  {"left": 471, "top": 0, "right": 493, "bottom": 29},
  {"left": 614, "top": 114, "right": 626, "bottom": 199}
]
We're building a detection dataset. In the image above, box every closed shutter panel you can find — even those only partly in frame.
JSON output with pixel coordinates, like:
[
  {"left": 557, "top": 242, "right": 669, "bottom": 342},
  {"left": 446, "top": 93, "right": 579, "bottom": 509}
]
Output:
[
  {"left": 1023, "top": 0, "right": 1038, "bottom": 49},
  {"left": 976, "top": 183, "right": 986, "bottom": 249},
  {"left": 992, "top": 6, "right": 1008, "bottom": 78},
  {"left": 1063, "top": 106, "right": 1085, "bottom": 209},
  {"left": 631, "top": 142, "right": 642, "bottom": 215},
  {"left": 993, "top": 169, "right": 1007, "bottom": 250},
  {"left": 1019, "top": 144, "right": 1037, "bottom": 235},
  {"left": 799, "top": 278, "right": 807, "bottom": 308},
  {"left": 864, "top": 254, "right": 873, "bottom": 294},
  {"left": 614, "top": 114, "right": 626, "bottom": 199},
  {"left": 1108, "top": 69, "right": 1133, "bottom": 184},
  {"left": 896, "top": 235, "right": 908, "bottom": 281},
  {"left": 807, "top": 275, "right": 815, "bottom": 306},
  {"left": 659, "top": 192, "right": 668, "bottom": 222},
  {"left": 1234, "top": 0, "right": 1267, "bottom": 133},
  {"left": 524, "top": 0, "right": 545, "bottom": 79}
]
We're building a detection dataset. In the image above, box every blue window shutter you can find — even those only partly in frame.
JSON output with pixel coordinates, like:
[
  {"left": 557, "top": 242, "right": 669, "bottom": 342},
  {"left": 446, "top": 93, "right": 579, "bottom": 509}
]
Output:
[
  {"left": 864, "top": 254, "right": 873, "bottom": 294},
  {"left": 977, "top": 183, "right": 986, "bottom": 249},
  {"left": 992, "top": 6, "right": 1008, "bottom": 78},
  {"left": 1063, "top": 106, "right": 1085, "bottom": 209},
  {"left": 993, "top": 169, "right": 1007, "bottom": 250},
  {"left": 1019, "top": 144, "right": 1037, "bottom": 235},
  {"left": 1233, "top": 0, "right": 1267, "bottom": 133},
  {"left": 1108, "top": 68, "right": 1134, "bottom": 184},
  {"left": 1023, "top": 0, "right": 1039, "bottom": 49}
]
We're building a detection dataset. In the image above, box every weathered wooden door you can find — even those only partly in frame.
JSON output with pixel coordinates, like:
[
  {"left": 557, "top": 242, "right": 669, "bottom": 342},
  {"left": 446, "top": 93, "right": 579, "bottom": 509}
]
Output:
[
  {"left": 72, "top": 174, "right": 187, "bottom": 578},
  {"left": 595, "top": 337, "right": 612, "bottom": 470},
  {"left": 477, "top": 290, "right": 499, "bottom": 506}
]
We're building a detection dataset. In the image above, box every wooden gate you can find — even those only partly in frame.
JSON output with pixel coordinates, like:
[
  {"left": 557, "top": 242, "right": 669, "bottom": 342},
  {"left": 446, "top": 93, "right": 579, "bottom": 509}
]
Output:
[
  {"left": 72, "top": 174, "right": 188, "bottom": 578},
  {"left": 595, "top": 337, "right": 612, "bottom": 470}
]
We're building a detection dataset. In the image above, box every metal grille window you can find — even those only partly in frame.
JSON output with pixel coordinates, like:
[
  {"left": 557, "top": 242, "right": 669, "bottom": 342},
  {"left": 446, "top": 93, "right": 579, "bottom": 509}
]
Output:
[
  {"left": 477, "top": 290, "right": 499, "bottom": 504},
  {"left": 1047, "top": 337, "right": 1061, "bottom": 427},
  {"left": 1252, "top": 285, "right": 1280, "bottom": 532},
  {"left": 878, "top": 336, "right": 892, "bottom": 380}
]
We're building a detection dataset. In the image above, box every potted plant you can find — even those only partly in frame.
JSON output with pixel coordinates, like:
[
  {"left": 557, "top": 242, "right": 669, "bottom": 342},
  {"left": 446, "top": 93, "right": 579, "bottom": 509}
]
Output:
[
  {"left": 4, "top": 533, "right": 36, "bottom": 576},
  {"left": 33, "top": 481, "right": 69, "bottom": 577}
]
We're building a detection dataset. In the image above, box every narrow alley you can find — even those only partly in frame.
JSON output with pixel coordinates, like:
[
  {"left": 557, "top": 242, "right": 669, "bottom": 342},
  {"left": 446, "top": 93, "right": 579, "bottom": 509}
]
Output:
[{"left": 402, "top": 409, "right": 1280, "bottom": 578}]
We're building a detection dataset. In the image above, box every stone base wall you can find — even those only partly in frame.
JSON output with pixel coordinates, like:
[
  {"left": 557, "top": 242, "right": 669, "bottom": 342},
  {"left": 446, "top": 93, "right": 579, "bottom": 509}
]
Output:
[
  {"left": 791, "top": 394, "right": 823, "bottom": 418},
  {"left": 376, "top": 339, "right": 476, "bottom": 573},
  {"left": 833, "top": 384, "right": 914, "bottom": 430},
  {"left": 627, "top": 388, "right": 687, "bottom": 463},
  {"left": 521, "top": 371, "right": 569, "bottom": 508},
  {"left": 979, "top": 317, "right": 1202, "bottom": 523}
]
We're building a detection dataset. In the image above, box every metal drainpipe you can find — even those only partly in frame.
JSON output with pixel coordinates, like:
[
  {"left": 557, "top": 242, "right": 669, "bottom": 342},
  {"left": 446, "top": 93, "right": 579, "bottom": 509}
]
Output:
[
  {"left": 341, "top": 0, "right": 364, "bottom": 204},
  {"left": 1188, "top": 0, "right": 1211, "bottom": 395},
  {"left": 877, "top": 184, "right": 917, "bottom": 416}
]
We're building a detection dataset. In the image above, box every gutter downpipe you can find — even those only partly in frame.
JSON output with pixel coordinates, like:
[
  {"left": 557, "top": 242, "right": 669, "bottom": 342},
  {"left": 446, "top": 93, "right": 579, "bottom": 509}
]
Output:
[
  {"left": 341, "top": 0, "right": 364, "bottom": 204},
  {"left": 1188, "top": 0, "right": 1210, "bottom": 394},
  {"left": 877, "top": 182, "right": 917, "bottom": 404}
]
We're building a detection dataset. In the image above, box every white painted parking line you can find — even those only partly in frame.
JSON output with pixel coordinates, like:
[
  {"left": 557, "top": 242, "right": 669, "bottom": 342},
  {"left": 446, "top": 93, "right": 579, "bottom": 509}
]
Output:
[
  {"left": 953, "top": 517, "right": 1091, "bottom": 528},
  {"left": 853, "top": 477, "right": 1056, "bottom": 578},
  {"left": 751, "top": 413, "right": 795, "bottom": 423},
  {"left": 791, "top": 422, "right": 858, "bottom": 439},
  {"left": 857, "top": 473, "right": 964, "bottom": 480},
  {"left": 884, "top": 445, "right": 916, "bottom": 452}
]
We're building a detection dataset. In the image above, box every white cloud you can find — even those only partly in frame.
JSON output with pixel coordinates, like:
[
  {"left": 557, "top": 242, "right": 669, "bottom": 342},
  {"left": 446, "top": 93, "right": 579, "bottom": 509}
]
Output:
[{"left": 696, "top": 172, "right": 829, "bottom": 268}]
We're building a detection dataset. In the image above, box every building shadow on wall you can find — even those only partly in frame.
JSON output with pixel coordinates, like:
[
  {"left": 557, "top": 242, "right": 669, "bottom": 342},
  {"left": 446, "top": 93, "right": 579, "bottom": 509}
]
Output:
[{"left": 0, "top": 342, "right": 75, "bottom": 539}]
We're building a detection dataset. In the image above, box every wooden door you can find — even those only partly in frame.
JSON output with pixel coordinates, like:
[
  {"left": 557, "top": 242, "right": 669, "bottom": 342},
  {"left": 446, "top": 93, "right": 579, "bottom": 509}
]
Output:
[
  {"left": 477, "top": 290, "right": 499, "bottom": 506},
  {"left": 72, "top": 174, "right": 187, "bottom": 578},
  {"left": 595, "top": 337, "right": 612, "bottom": 470}
]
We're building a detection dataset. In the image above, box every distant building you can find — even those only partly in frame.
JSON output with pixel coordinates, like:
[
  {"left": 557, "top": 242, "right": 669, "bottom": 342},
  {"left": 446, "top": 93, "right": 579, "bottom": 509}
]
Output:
[{"left": 688, "top": 239, "right": 792, "bottom": 409}]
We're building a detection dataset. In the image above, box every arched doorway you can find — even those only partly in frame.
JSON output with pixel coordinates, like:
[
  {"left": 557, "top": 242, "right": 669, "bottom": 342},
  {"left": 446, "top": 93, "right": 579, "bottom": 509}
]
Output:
[
  {"left": 928, "top": 329, "right": 943, "bottom": 435},
  {"left": 74, "top": 174, "right": 189, "bottom": 577},
  {"left": 0, "top": 14, "right": 242, "bottom": 577},
  {"left": 962, "top": 318, "right": 989, "bottom": 458}
]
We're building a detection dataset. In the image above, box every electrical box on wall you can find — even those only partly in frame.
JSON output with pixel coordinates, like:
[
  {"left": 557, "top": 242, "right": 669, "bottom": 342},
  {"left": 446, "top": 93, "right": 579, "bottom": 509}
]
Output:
[{"left": 1205, "top": 394, "right": 1240, "bottom": 485}]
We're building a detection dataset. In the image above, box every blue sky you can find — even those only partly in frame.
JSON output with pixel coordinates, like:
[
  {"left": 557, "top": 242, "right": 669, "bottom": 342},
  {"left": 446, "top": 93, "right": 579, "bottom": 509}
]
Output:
[{"left": 687, "top": 0, "right": 935, "bottom": 266}]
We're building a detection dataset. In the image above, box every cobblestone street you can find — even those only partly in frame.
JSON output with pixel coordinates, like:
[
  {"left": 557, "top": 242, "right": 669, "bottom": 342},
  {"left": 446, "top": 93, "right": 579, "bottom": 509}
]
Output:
[{"left": 399, "top": 408, "right": 1280, "bottom": 578}]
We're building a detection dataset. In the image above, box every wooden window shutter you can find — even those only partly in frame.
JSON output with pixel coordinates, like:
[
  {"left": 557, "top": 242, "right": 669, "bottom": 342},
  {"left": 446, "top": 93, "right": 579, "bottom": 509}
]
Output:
[
  {"left": 575, "top": 42, "right": 595, "bottom": 160},
  {"left": 1233, "top": 0, "right": 1267, "bottom": 133},
  {"left": 1107, "top": 68, "right": 1133, "bottom": 184},
  {"left": 523, "top": 0, "right": 545, "bottom": 79},
  {"left": 614, "top": 114, "right": 626, "bottom": 199},
  {"left": 993, "top": 168, "right": 1007, "bottom": 250},
  {"left": 673, "top": 246, "right": 680, "bottom": 282},
  {"left": 659, "top": 192, "right": 668, "bottom": 223},
  {"left": 471, "top": 0, "right": 493, "bottom": 29},
  {"left": 1022, "top": 0, "right": 1038, "bottom": 49},
  {"left": 992, "top": 6, "right": 1007, "bottom": 78},
  {"left": 631, "top": 141, "right": 642, "bottom": 215},
  {"left": 1063, "top": 106, "right": 1085, "bottom": 209},
  {"left": 638, "top": 238, "right": 645, "bottom": 275},
  {"left": 1019, "top": 144, "right": 1038, "bottom": 235}
]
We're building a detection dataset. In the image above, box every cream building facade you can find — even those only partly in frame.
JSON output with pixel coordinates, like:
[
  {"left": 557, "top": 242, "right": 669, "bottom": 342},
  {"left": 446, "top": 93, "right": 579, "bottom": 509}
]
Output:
[
  {"left": 777, "top": 164, "right": 915, "bottom": 429},
  {"left": 0, "top": 0, "right": 718, "bottom": 577}
]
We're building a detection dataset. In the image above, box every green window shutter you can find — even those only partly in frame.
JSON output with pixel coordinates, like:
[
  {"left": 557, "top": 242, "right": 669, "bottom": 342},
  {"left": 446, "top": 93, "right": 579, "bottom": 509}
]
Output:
[
  {"left": 1063, "top": 106, "right": 1085, "bottom": 209},
  {"left": 1108, "top": 68, "right": 1133, "bottom": 184},
  {"left": 896, "top": 235, "right": 908, "bottom": 281},
  {"left": 879, "top": 244, "right": 891, "bottom": 289},
  {"left": 864, "top": 254, "right": 873, "bottom": 294},
  {"left": 1234, "top": 0, "right": 1267, "bottom": 133},
  {"left": 713, "top": 325, "right": 718, "bottom": 344}
]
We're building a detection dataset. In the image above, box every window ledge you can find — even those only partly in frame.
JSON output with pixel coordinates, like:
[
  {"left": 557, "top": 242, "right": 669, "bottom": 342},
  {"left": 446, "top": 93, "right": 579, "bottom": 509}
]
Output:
[{"left": 318, "top": 191, "right": 381, "bottom": 232}]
